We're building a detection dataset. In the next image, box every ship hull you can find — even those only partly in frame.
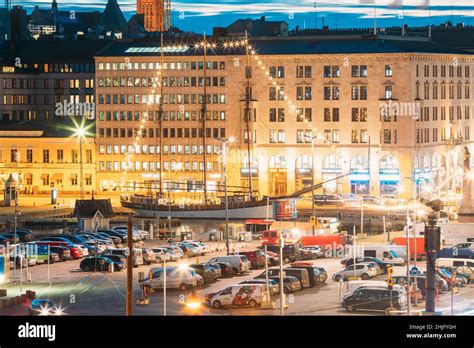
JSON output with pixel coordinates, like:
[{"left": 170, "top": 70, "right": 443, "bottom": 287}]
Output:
[{"left": 121, "top": 200, "right": 272, "bottom": 219}]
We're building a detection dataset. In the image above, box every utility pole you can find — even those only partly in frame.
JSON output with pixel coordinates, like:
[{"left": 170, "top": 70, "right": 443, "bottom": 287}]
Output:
[
  {"left": 405, "top": 207, "right": 411, "bottom": 316},
  {"left": 425, "top": 220, "right": 440, "bottom": 314},
  {"left": 201, "top": 33, "right": 209, "bottom": 204},
  {"left": 158, "top": 33, "right": 165, "bottom": 197},
  {"left": 279, "top": 224, "right": 284, "bottom": 316},
  {"left": 244, "top": 31, "right": 253, "bottom": 200},
  {"left": 311, "top": 136, "right": 316, "bottom": 236},
  {"left": 126, "top": 214, "right": 133, "bottom": 316},
  {"left": 79, "top": 135, "right": 84, "bottom": 199},
  {"left": 222, "top": 139, "right": 230, "bottom": 255}
]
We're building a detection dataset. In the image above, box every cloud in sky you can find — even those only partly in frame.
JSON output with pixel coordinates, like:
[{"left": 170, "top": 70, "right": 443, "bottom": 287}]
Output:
[{"left": 12, "top": 0, "right": 474, "bottom": 32}]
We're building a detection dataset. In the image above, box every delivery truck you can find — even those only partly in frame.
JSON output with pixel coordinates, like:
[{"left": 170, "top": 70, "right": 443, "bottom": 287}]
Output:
[{"left": 391, "top": 237, "right": 427, "bottom": 261}]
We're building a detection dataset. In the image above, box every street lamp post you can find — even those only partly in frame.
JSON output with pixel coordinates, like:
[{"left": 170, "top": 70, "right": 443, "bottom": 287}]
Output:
[
  {"left": 218, "top": 137, "right": 235, "bottom": 255},
  {"left": 309, "top": 133, "right": 323, "bottom": 236},
  {"left": 75, "top": 127, "right": 86, "bottom": 199},
  {"left": 400, "top": 176, "right": 417, "bottom": 315}
]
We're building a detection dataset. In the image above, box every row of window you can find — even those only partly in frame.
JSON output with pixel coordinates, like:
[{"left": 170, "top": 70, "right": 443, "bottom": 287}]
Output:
[
  {"left": 97, "top": 93, "right": 226, "bottom": 105},
  {"left": 5, "top": 149, "right": 93, "bottom": 164},
  {"left": 2, "top": 94, "right": 94, "bottom": 105},
  {"left": 98, "top": 110, "right": 226, "bottom": 122},
  {"left": 417, "top": 64, "right": 470, "bottom": 78},
  {"left": 22, "top": 174, "right": 93, "bottom": 187},
  {"left": 269, "top": 107, "right": 368, "bottom": 123},
  {"left": 416, "top": 127, "right": 471, "bottom": 143},
  {"left": 269, "top": 85, "right": 369, "bottom": 101},
  {"left": 98, "top": 76, "right": 226, "bottom": 88},
  {"left": 416, "top": 82, "right": 471, "bottom": 100},
  {"left": 2, "top": 78, "right": 94, "bottom": 89},
  {"left": 97, "top": 61, "right": 226, "bottom": 71},
  {"left": 98, "top": 127, "right": 226, "bottom": 139},
  {"left": 269, "top": 64, "right": 393, "bottom": 79},
  {"left": 99, "top": 144, "right": 221, "bottom": 156},
  {"left": 99, "top": 160, "right": 220, "bottom": 173}
]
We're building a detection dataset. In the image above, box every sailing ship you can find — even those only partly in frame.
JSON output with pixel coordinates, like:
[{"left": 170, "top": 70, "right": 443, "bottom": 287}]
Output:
[
  {"left": 120, "top": 33, "right": 273, "bottom": 219},
  {"left": 119, "top": 34, "right": 351, "bottom": 219}
]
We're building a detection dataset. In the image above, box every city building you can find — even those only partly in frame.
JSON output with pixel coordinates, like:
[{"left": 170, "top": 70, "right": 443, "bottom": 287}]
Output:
[
  {"left": 137, "top": 0, "right": 171, "bottom": 33},
  {"left": 0, "top": 40, "right": 109, "bottom": 196},
  {"left": 95, "top": 35, "right": 474, "bottom": 201}
]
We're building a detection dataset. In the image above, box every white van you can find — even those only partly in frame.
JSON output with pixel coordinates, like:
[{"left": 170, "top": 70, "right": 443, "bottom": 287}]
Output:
[
  {"left": 345, "top": 280, "right": 403, "bottom": 295},
  {"left": 209, "top": 255, "right": 251, "bottom": 274},
  {"left": 206, "top": 284, "right": 270, "bottom": 309},
  {"left": 108, "top": 248, "right": 144, "bottom": 267},
  {"left": 143, "top": 266, "right": 202, "bottom": 291},
  {"left": 436, "top": 258, "right": 474, "bottom": 269},
  {"left": 347, "top": 245, "right": 405, "bottom": 266}
]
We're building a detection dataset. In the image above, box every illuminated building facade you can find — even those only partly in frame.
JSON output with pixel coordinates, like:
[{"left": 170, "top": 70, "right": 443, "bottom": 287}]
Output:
[
  {"left": 0, "top": 41, "right": 106, "bottom": 196},
  {"left": 94, "top": 36, "right": 473, "bottom": 201}
]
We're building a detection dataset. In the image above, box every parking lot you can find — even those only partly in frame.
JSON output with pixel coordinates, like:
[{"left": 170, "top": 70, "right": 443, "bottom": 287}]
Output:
[{"left": 2, "top": 233, "right": 473, "bottom": 316}]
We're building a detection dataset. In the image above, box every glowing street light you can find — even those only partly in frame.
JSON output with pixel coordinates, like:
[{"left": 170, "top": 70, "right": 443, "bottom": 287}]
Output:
[{"left": 74, "top": 126, "right": 86, "bottom": 199}]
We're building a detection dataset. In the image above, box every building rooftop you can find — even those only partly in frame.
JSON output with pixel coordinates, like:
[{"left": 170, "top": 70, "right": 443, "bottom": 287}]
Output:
[
  {"left": 1, "top": 39, "right": 113, "bottom": 64},
  {"left": 73, "top": 199, "right": 114, "bottom": 219},
  {"left": 96, "top": 36, "right": 473, "bottom": 57}
]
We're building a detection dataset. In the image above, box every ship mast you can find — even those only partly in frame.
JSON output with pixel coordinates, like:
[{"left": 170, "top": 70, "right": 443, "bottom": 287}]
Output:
[
  {"left": 201, "top": 33, "right": 209, "bottom": 204},
  {"left": 158, "top": 33, "right": 165, "bottom": 197},
  {"left": 244, "top": 31, "right": 254, "bottom": 199}
]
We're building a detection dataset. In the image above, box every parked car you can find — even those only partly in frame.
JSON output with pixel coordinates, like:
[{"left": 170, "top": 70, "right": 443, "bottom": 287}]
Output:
[
  {"left": 208, "top": 255, "right": 251, "bottom": 274},
  {"left": 165, "top": 246, "right": 185, "bottom": 260},
  {"left": 98, "top": 229, "right": 127, "bottom": 243},
  {"left": 141, "top": 248, "right": 157, "bottom": 265},
  {"left": 112, "top": 226, "right": 144, "bottom": 241},
  {"left": 96, "top": 232, "right": 122, "bottom": 245},
  {"left": 265, "top": 243, "right": 301, "bottom": 263},
  {"left": 211, "top": 262, "right": 233, "bottom": 277},
  {"left": 5, "top": 229, "right": 33, "bottom": 243},
  {"left": 235, "top": 250, "right": 265, "bottom": 269},
  {"left": 0, "top": 233, "right": 20, "bottom": 244},
  {"left": 150, "top": 248, "right": 168, "bottom": 263},
  {"left": 300, "top": 246, "right": 325, "bottom": 260},
  {"left": 36, "top": 240, "right": 83, "bottom": 259},
  {"left": 206, "top": 262, "right": 222, "bottom": 279},
  {"left": 49, "top": 246, "right": 72, "bottom": 261},
  {"left": 80, "top": 256, "right": 124, "bottom": 272},
  {"left": 332, "top": 263, "right": 378, "bottom": 281},
  {"left": 205, "top": 284, "right": 270, "bottom": 309},
  {"left": 240, "top": 279, "right": 280, "bottom": 296},
  {"left": 108, "top": 248, "right": 144, "bottom": 267},
  {"left": 185, "top": 241, "right": 210, "bottom": 255},
  {"left": 261, "top": 250, "right": 280, "bottom": 266},
  {"left": 0, "top": 235, "right": 8, "bottom": 245},
  {"left": 57, "top": 234, "right": 89, "bottom": 245},
  {"left": 341, "top": 257, "right": 394, "bottom": 274},
  {"left": 189, "top": 263, "right": 218, "bottom": 283},
  {"left": 29, "top": 299, "right": 61, "bottom": 316},
  {"left": 256, "top": 267, "right": 311, "bottom": 288},
  {"left": 342, "top": 287, "right": 406, "bottom": 312},
  {"left": 314, "top": 266, "right": 328, "bottom": 283},
  {"left": 291, "top": 261, "right": 327, "bottom": 285},
  {"left": 268, "top": 275, "right": 302, "bottom": 293},
  {"left": 179, "top": 242, "right": 202, "bottom": 257},
  {"left": 141, "top": 266, "right": 202, "bottom": 291},
  {"left": 101, "top": 253, "right": 128, "bottom": 268}
]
